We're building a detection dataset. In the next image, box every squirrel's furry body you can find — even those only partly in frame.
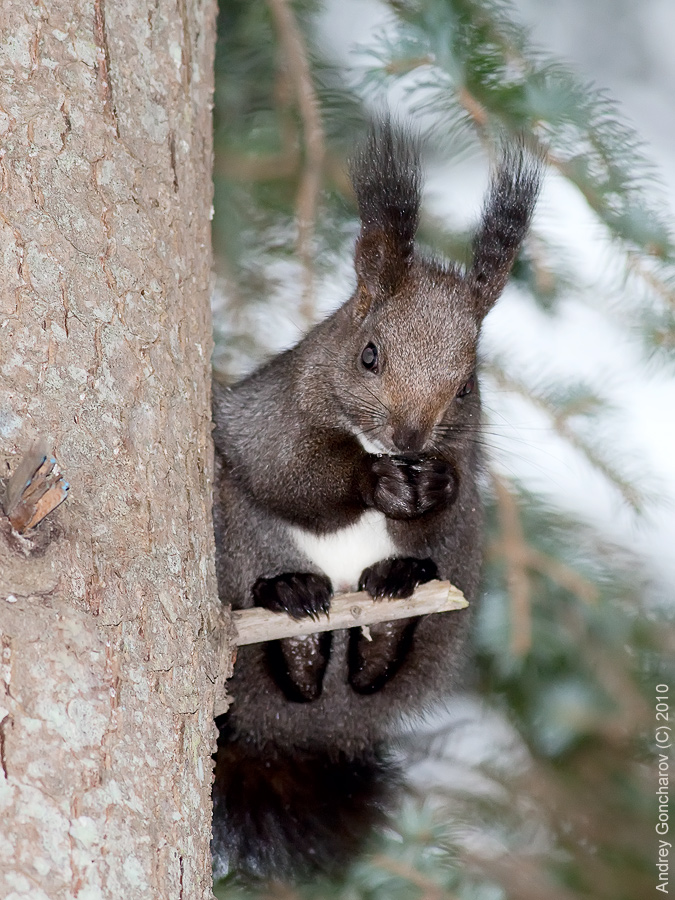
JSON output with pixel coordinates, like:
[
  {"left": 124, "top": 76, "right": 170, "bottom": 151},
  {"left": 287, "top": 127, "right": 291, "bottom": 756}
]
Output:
[{"left": 211, "top": 122, "right": 541, "bottom": 881}]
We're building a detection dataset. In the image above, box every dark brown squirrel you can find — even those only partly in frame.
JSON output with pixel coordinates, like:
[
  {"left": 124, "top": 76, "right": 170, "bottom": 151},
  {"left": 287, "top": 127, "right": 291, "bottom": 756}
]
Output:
[{"left": 210, "top": 120, "right": 541, "bottom": 882}]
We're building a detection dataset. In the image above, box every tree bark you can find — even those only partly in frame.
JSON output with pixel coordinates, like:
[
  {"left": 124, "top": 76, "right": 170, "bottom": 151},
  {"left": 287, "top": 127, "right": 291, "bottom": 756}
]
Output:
[{"left": 0, "top": 0, "right": 229, "bottom": 897}]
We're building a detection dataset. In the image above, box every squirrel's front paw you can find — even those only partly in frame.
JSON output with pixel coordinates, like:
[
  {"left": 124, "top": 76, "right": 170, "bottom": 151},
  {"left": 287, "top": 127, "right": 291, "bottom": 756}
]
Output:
[
  {"left": 252, "top": 572, "right": 332, "bottom": 620},
  {"left": 358, "top": 557, "right": 438, "bottom": 600},
  {"left": 371, "top": 455, "right": 458, "bottom": 518}
]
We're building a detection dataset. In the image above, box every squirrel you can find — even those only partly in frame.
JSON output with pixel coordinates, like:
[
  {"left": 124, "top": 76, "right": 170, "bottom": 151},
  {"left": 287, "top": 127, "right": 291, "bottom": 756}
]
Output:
[{"left": 210, "top": 120, "right": 541, "bottom": 882}]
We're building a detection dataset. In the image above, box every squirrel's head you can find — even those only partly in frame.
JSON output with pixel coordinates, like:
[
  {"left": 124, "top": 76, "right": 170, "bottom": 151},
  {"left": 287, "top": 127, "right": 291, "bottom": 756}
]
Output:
[{"left": 329, "top": 120, "right": 542, "bottom": 457}]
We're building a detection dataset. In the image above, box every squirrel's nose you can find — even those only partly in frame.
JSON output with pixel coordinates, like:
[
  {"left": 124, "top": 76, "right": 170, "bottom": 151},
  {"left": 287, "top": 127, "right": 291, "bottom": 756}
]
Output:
[{"left": 392, "top": 425, "right": 425, "bottom": 453}]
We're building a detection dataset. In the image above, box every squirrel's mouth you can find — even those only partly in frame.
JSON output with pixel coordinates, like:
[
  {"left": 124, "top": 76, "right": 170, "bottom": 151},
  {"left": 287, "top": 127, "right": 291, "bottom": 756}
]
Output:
[
  {"left": 352, "top": 428, "right": 393, "bottom": 456},
  {"left": 334, "top": 399, "right": 395, "bottom": 455},
  {"left": 344, "top": 413, "right": 438, "bottom": 457}
]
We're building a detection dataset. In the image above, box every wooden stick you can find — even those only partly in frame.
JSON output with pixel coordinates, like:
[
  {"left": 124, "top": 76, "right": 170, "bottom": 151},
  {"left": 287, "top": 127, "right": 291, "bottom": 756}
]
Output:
[{"left": 232, "top": 580, "right": 467, "bottom": 646}]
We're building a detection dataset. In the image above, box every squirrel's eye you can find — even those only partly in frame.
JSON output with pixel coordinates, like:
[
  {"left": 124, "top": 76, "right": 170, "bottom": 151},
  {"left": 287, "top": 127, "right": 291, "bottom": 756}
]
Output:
[
  {"left": 456, "top": 375, "right": 475, "bottom": 398},
  {"left": 361, "top": 343, "right": 379, "bottom": 371}
]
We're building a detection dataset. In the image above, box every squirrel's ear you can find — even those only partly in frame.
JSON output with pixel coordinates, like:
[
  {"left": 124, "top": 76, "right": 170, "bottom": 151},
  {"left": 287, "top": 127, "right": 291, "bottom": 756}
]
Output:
[
  {"left": 468, "top": 142, "right": 542, "bottom": 319},
  {"left": 350, "top": 119, "right": 422, "bottom": 316},
  {"left": 353, "top": 228, "right": 412, "bottom": 311}
]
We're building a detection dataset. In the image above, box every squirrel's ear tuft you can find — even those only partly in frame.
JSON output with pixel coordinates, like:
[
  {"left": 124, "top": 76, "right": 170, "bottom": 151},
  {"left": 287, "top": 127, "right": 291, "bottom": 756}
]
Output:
[
  {"left": 350, "top": 118, "right": 422, "bottom": 315},
  {"left": 468, "top": 141, "right": 543, "bottom": 319}
]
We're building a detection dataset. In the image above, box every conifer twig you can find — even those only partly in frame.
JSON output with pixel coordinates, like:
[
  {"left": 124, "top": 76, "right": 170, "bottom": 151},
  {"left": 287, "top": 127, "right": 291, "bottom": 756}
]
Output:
[
  {"left": 232, "top": 580, "right": 467, "bottom": 645},
  {"left": 525, "top": 547, "right": 599, "bottom": 604},
  {"left": 393, "top": 39, "right": 675, "bottom": 311},
  {"left": 372, "top": 853, "right": 458, "bottom": 900},
  {"left": 487, "top": 363, "right": 644, "bottom": 511}
]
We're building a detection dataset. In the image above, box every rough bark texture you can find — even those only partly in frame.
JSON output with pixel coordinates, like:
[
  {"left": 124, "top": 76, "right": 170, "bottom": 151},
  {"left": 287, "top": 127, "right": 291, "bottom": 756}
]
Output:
[{"left": 0, "top": 0, "right": 230, "bottom": 897}]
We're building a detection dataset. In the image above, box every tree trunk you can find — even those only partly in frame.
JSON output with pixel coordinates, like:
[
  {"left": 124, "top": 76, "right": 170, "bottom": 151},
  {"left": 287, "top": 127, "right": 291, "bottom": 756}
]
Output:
[{"left": 0, "top": 0, "right": 229, "bottom": 897}]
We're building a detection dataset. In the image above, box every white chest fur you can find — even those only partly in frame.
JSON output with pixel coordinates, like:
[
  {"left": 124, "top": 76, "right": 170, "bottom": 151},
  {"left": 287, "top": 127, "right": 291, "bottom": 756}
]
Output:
[{"left": 288, "top": 510, "right": 397, "bottom": 593}]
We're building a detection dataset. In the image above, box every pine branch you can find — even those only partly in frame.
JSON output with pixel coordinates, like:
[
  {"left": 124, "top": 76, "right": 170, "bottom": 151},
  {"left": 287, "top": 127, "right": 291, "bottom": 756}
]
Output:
[{"left": 371, "top": 0, "right": 675, "bottom": 326}]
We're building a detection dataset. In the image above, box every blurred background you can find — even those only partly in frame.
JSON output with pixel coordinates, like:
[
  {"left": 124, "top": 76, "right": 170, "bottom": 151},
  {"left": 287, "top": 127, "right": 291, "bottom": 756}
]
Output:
[{"left": 211, "top": 1, "right": 675, "bottom": 897}]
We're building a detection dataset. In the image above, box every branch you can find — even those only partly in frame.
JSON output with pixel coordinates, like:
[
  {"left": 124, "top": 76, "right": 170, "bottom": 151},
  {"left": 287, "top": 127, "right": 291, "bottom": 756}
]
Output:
[
  {"left": 232, "top": 579, "right": 467, "bottom": 646},
  {"left": 492, "top": 473, "right": 532, "bottom": 656},
  {"left": 215, "top": 147, "right": 300, "bottom": 182},
  {"left": 216, "top": 75, "right": 300, "bottom": 183},
  {"left": 267, "top": 0, "right": 325, "bottom": 325}
]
